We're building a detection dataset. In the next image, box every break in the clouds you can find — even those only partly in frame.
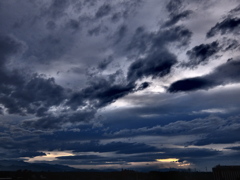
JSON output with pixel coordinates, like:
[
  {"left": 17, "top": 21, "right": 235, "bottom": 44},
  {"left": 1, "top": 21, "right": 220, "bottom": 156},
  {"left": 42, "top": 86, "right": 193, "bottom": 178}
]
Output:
[{"left": 0, "top": 0, "right": 240, "bottom": 172}]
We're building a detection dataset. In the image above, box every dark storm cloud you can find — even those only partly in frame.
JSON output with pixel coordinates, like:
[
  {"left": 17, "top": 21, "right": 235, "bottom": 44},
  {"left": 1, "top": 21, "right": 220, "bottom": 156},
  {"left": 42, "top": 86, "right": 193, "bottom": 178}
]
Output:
[
  {"left": 132, "top": 148, "right": 220, "bottom": 164},
  {"left": 108, "top": 114, "right": 240, "bottom": 146},
  {"left": 0, "top": 134, "right": 41, "bottom": 151},
  {"left": 168, "top": 59, "right": 240, "bottom": 92},
  {"left": 161, "top": 115, "right": 240, "bottom": 146},
  {"left": 0, "top": 75, "right": 66, "bottom": 116},
  {"left": 225, "top": 146, "right": 240, "bottom": 151},
  {"left": 21, "top": 68, "right": 147, "bottom": 129},
  {"left": 12, "top": 76, "right": 65, "bottom": 108},
  {"left": 67, "top": 141, "right": 159, "bottom": 154},
  {"left": 0, "top": 34, "right": 25, "bottom": 89},
  {"left": 205, "top": 3, "right": 240, "bottom": 38},
  {"left": 22, "top": 115, "right": 63, "bottom": 130},
  {"left": 67, "top": 70, "right": 137, "bottom": 110},
  {"left": 17, "top": 151, "right": 46, "bottom": 158},
  {"left": 137, "top": 82, "right": 151, "bottom": 91},
  {"left": 32, "top": 134, "right": 159, "bottom": 155},
  {"left": 80, "top": 80, "right": 135, "bottom": 108},
  {"left": 194, "top": 127, "right": 240, "bottom": 146},
  {"left": 1, "top": 0, "right": 239, "bottom": 170},
  {"left": 207, "top": 17, "right": 240, "bottom": 38},
  {"left": 109, "top": 116, "right": 215, "bottom": 137},
  {"left": 0, "top": 34, "right": 26, "bottom": 114},
  {"left": 0, "top": 150, "right": 45, "bottom": 159},
  {"left": 57, "top": 155, "right": 103, "bottom": 160},
  {"left": 55, "top": 158, "right": 127, "bottom": 166},
  {"left": 168, "top": 77, "right": 214, "bottom": 92},
  {"left": 127, "top": 25, "right": 192, "bottom": 82},
  {"left": 0, "top": 34, "right": 71, "bottom": 118},
  {"left": 166, "top": 148, "right": 221, "bottom": 159},
  {"left": 55, "top": 147, "right": 220, "bottom": 166},
  {"left": 127, "top": 50, "right": 177, "bottom": 82},
  {"left": 115, "top": 142, "right": 159, "bottom": 154},
  {"left": 152, "top": 26, "right": 192, "bottom": 48},
  {"left": 105, "top": 83, "right": 240, "bottom": 138},
  {"left": 15, "top": 65, "right": 152, "bottom": 130},
  {"left": 0, "top": 34, "right": 25, "bottom": 62},
  {"left": 56, "top": 153, "right": 159, "bottom": 166},
  {"left": 22, "top": 109, "right": 96, "bottom": 130},
  {"left": 0, "top": 0, "right": 159, "bottom": 129},
  {"left": 1, "top": 7, "right": 131, "bottom": 127},
  {"left": 185, "top": 41, "right": 220, "bottom": 68}
]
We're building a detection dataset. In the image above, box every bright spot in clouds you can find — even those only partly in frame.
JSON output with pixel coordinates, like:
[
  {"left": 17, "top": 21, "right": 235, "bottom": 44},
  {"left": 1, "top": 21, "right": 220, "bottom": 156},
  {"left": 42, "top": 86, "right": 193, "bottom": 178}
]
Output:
[
  {"left": 25, "top": 151, "right": 74, "bottom": 162},
  {"left": 156, "top": 159, "right": 191, "bottom": 167},
  {"left": 156, "top": 158, "right": 179, "bottom": 162}
]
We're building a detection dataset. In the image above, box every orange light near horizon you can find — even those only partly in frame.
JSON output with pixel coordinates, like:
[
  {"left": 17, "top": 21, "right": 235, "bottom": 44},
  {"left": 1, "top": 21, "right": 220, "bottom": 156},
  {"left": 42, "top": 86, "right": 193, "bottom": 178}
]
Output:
[{"left": 156, "top": 158, "right": 179, "bottom": 162}]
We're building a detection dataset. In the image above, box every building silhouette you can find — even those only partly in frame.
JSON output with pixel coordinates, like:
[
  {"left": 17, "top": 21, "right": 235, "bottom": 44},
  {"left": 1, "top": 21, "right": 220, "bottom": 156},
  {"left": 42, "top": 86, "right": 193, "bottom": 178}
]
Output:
[{"left": 213, "top": 165, "right": 240, "bottom": 180}]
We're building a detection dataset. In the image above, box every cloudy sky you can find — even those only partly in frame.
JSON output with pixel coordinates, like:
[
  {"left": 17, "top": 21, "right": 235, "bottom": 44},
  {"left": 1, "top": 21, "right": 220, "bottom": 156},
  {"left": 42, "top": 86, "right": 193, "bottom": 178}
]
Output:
[{"left": 1, "top": 0, "right": 240, "bottom": 171}]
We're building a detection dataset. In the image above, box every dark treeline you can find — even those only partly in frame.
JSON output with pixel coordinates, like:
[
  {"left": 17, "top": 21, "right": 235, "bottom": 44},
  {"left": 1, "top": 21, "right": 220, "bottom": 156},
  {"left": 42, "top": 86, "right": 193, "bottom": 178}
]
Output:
[{"left": 0, "top": 170, "right": 213, "bottom": 180}]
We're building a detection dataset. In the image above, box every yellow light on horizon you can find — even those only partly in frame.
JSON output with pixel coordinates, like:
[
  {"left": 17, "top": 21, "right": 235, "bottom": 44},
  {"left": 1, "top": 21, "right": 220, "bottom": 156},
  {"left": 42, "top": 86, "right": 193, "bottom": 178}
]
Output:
[
  {"left": 156, "top": 158, "right": 179, "bottom": 162},
  {"left": 25, "top": 151, "right": 74, "bottom": 162}
]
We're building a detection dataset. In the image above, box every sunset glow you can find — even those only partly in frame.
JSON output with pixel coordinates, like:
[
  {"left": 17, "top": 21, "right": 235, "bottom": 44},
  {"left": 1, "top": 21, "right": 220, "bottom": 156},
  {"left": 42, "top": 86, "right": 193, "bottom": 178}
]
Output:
[{"left": 156, "top": 158, "right": 179, "bottom": 162}]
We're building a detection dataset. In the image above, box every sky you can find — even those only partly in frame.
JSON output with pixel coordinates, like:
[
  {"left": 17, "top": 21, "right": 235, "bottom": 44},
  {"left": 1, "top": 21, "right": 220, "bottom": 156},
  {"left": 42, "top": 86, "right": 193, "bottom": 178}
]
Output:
[{"left": 0, "top": 0, "right": 240, "bottom": 172}]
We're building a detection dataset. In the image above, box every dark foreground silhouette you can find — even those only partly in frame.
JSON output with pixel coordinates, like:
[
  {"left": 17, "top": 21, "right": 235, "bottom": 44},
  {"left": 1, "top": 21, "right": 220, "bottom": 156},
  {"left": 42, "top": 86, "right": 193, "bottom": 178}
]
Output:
[{"left": 0, "top": 170, "right": 213, "bottom": 180}]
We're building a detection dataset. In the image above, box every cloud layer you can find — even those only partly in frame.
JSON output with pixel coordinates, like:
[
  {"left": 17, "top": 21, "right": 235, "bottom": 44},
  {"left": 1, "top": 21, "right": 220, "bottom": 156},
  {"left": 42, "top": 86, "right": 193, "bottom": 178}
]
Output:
[{"left": 0, "top": 0, "right": 240, "bottom": 171}]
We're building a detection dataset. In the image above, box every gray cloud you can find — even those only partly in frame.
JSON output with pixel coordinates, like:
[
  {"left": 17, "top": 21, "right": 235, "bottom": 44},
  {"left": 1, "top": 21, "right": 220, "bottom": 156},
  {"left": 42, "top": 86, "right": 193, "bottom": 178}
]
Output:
[
  {"left": 128, "top": 25, "right": 192, "bottom": 54},
  {"left": 65, "top": 19, "right": 80, "bottom": 31},
  {"left": 88, "top": 25, "right": 109, "bottom": 36},
  {"left": 114, "top": 24, "right": 128, "bottom": 44},
  {"left": 47, "top": 0, "right": 70, "bottom": 19},
  {"left": 164, "top": 10, "right": 192, "bottom": 27},
  {"left": 166, "top": 0, "right": 183, "bottom": 14},
  {"left": 95, "top": 4, "right": 111, "bottom": 18},
  {"left": 97, "top": 56, "right": 113, "bottom": 70}
]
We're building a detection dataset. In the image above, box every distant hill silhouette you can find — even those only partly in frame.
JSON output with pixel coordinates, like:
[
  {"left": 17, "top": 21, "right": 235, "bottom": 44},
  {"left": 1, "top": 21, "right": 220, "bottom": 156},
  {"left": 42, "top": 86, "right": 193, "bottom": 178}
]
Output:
[{"left": 0, "top": 160, "right": 77, "bottom": 172}]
